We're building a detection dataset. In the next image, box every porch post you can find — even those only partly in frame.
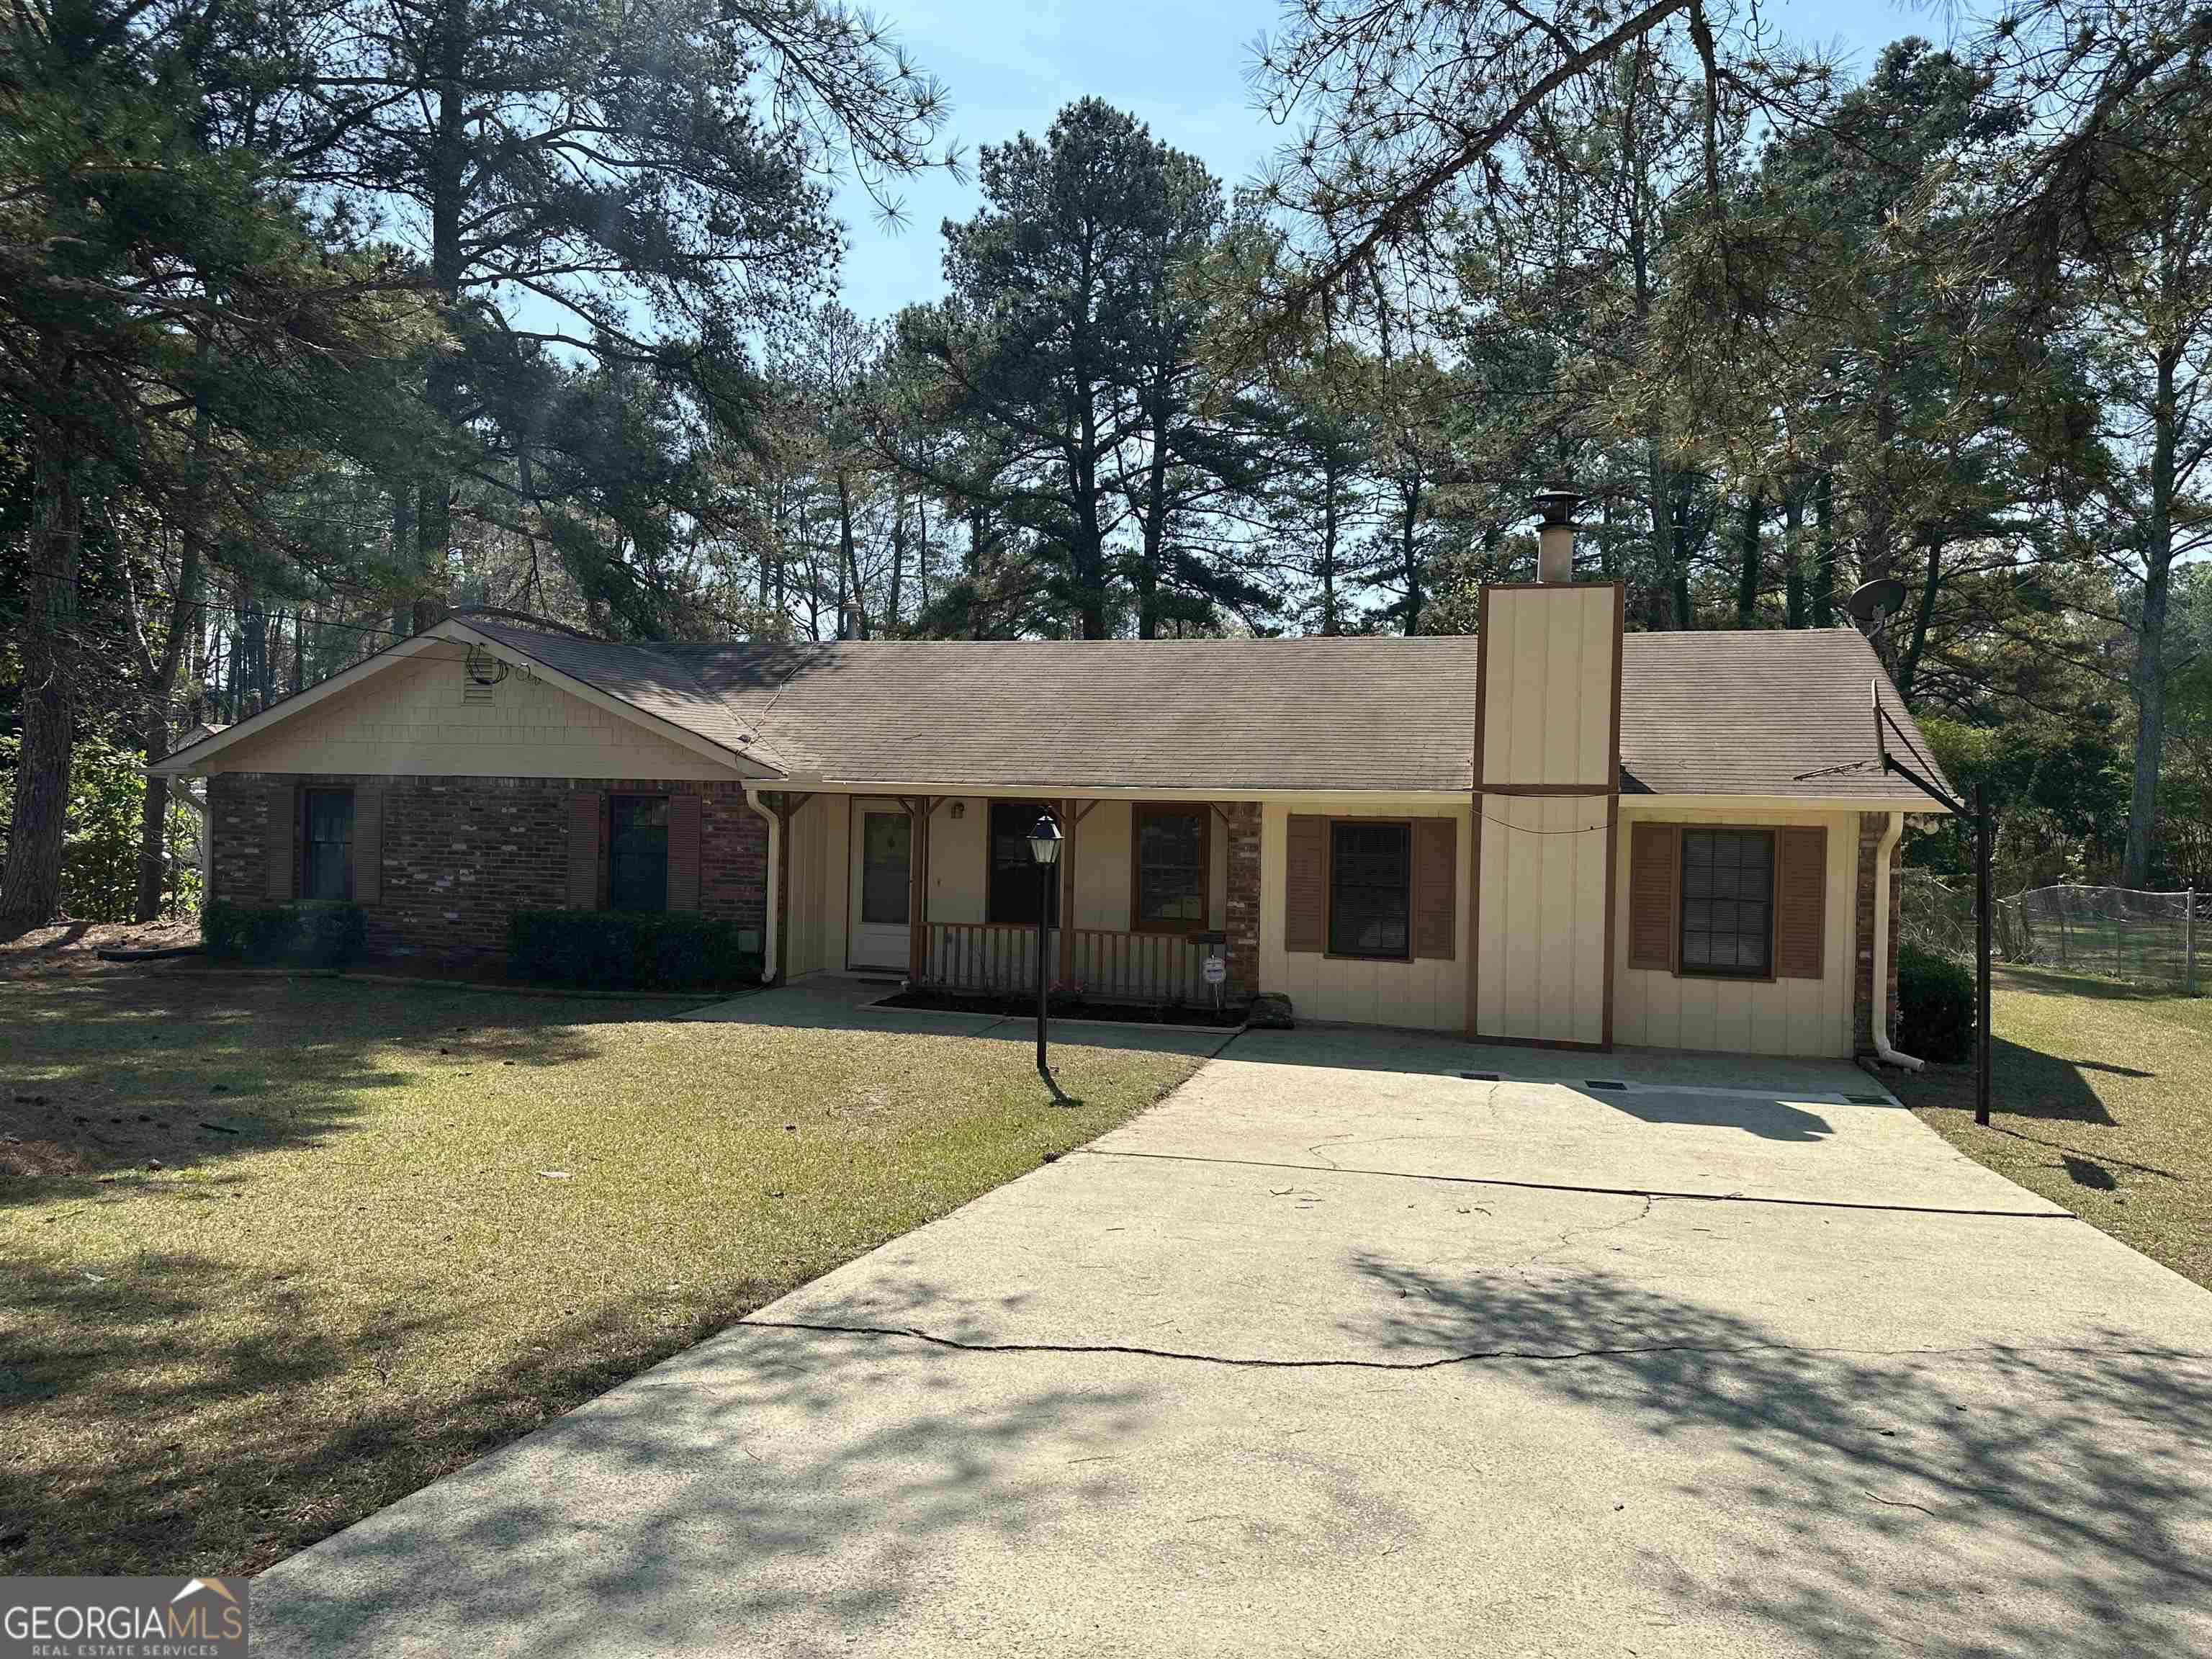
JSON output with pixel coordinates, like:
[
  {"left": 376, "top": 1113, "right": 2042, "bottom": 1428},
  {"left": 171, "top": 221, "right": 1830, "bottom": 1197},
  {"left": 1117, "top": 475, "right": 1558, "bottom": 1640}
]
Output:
[
  {"left": 1060, "top": 796, "right": 1077, "bottom": 980},
  {"left": 906, "top": 796, "right": 931, "bottom": 986}
]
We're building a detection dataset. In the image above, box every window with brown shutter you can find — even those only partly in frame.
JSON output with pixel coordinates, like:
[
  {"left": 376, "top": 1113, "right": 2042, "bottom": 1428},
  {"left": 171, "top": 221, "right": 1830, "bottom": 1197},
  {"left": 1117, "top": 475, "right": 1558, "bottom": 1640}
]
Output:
[
  {"left": 1627, "top": 822, "right": 1678, "bottom": 971},
  {"left": 667, "top": 793, "right": 703, "bottom": 912},
  {"left": 1775, "top": 825, "right": 1827, "bottom": 979},
  {"left": 1678, "top": 828, "right": 1775, "bottom": 976},
  {"left": 353, "top": 786, "right": 384, "bottom": 905},
  {"left": 1285, "top": 814, "right": 1327, "bottom": 954},
  {"left": 1412, "top": 817, "right": 1456, "bottom": 960},
  {"left": 265, "top": 783, "right": 298, "bottom": 900},
  {"left": 567, "top": 791, "right": 603, "bottom": 909}
]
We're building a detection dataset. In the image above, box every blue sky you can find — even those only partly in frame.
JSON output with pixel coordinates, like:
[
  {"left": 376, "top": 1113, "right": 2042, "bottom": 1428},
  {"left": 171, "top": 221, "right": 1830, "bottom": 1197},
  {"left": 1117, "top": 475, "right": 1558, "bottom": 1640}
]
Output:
[{"left": 827, "top": 0, "right": 1954, "bottom": 320}]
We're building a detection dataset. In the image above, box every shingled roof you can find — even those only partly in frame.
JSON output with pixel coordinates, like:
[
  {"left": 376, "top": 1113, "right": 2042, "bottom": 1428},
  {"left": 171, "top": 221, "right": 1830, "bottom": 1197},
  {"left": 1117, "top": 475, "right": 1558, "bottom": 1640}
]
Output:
[{"left": 464, "top": 619, "right": 1948, "bottom": 804}]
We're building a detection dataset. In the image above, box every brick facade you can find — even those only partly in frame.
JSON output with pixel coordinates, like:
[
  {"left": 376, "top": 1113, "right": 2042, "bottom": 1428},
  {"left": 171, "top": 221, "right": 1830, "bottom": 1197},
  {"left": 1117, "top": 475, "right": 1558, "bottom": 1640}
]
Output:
[
  {"left": 207, "top": 773, "right": 768, "bottom": 964},
  {"left": 1222, "top": 801, "right": 1262, "bottom": 999},
  {"left": 1852, "top": 811, "right": 1903, "bottom": 1053}
]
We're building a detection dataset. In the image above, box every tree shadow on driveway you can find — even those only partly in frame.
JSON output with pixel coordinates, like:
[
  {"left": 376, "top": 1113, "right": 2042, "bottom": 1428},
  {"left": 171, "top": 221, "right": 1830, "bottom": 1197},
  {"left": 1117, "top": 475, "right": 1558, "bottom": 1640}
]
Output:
[{"left": 1352, "top": 1251, "right": 2212, "bottom": 1658}]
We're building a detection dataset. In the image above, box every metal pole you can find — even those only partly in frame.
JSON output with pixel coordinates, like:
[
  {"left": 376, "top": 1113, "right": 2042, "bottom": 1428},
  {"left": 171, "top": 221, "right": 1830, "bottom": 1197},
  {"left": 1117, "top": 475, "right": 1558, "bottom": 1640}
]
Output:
[
  {"left": 1976, "top": 781, "right": 1992, "bottom": 1127},
  {"left": 2187, "top": 888, "right": 2198, "bottom": 997},
  {"left": 1035, "top": 858, "right": 1051, "bottom": 1077}
]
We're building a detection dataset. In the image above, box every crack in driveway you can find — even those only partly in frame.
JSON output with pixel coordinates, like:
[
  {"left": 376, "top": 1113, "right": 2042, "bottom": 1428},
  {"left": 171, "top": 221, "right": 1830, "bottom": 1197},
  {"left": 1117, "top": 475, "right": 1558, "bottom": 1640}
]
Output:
[{"left": 732, "top": 1316, "right": 2208, "bottom": 1377}]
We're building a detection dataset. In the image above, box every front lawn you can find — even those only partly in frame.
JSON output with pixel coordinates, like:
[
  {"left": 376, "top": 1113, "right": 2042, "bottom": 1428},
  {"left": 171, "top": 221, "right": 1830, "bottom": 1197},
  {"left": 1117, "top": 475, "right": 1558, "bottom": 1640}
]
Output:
[
  {"left": 1897, "top": 963, "right": 2212, "bottom": 1289},
  {"left": 0, "top": 969, "right": 1199, "bottom": 1578}
]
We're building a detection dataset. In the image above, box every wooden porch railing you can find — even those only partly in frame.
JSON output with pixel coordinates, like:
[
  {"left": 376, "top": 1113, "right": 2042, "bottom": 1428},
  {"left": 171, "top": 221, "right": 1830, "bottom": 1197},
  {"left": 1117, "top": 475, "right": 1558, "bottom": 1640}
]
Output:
[{"left": 927, "top": 922, "right": 1211, "bottom": 1004}]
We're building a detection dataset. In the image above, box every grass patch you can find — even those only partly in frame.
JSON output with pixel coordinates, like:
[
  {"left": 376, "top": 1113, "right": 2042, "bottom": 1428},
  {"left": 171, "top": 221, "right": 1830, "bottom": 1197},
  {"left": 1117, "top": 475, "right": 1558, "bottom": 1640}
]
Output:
[
  {"left": 0, "top": 973, "right": 1199, "bottom": 1577},
  {"left": 1896, "top": 963, "right": 2212, "bottom": 1289}
]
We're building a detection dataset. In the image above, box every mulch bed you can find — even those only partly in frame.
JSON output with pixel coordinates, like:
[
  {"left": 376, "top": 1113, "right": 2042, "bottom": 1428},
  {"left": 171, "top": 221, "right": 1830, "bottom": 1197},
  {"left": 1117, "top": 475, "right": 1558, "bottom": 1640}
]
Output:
[{"left": 877, "top": 986, "right": 1246, "bottom": 1030}]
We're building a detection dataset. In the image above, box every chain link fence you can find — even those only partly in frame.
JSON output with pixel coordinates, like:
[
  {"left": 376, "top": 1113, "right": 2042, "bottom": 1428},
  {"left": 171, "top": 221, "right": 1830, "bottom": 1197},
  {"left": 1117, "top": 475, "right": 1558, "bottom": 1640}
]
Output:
[
  {"left": 1998, "top": 886, "right": 2206, "bottom": 993},
  {"left": 1902, "top": 871, "right": 2207, "bottom": 994}
]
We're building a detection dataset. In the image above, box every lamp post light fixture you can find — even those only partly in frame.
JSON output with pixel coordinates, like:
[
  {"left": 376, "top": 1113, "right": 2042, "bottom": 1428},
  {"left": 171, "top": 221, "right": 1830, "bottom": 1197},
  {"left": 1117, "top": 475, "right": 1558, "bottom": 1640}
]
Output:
[{"left": 1027, "top": 811, "right": 1063, "bottom": 1078}]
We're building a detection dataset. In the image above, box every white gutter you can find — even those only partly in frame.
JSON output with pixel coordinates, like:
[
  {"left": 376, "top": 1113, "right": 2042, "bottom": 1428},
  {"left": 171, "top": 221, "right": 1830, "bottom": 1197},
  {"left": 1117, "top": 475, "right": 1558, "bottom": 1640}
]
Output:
[
  {"left": 1869, "top": 809, "right": 1924, "bottom": 1071},
  {"left": 743, "top": 783, "right": 779, "bottom": 985}
]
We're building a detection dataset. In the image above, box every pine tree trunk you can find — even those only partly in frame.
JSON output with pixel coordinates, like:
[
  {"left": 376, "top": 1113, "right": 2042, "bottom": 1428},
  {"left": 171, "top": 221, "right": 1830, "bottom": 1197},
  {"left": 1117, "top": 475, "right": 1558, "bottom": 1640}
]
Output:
[
  {"left": 1735, "top": 485, "right": 1763, "bottom": 625},
  {"left": 1783, "top": 487, "right": 1806, "bottom": 628},
  {"left": 1, "top": 418, "right": 83, "bottom": 931},
  {"left": 1812, "top": 468, "right": 1838, "bottom": 629},
  {"left": 2124, "top": 343, "right": 2181, "bottom": 886}
]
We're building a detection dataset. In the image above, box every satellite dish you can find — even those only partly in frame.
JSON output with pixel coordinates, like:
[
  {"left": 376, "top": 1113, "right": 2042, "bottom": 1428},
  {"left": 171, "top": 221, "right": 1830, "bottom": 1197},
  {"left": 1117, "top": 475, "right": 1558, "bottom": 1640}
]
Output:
[{"left": 1844, "top": 577, "right": 1909, "bottom": 630}]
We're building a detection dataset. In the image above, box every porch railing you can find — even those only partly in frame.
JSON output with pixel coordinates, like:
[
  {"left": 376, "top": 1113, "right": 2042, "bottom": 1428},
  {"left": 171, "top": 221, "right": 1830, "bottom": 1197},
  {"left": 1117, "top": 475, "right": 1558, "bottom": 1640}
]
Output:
[{"left": 926, "top": 922, "right": 1210, "bottom": 1004}]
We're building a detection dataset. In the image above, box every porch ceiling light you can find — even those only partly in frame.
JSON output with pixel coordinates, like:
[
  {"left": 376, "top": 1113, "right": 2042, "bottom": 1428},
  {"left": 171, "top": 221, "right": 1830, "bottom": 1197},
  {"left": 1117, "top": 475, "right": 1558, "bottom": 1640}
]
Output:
[{"left": 1028, "top": 812, "right": 1063, "bottom": 866}]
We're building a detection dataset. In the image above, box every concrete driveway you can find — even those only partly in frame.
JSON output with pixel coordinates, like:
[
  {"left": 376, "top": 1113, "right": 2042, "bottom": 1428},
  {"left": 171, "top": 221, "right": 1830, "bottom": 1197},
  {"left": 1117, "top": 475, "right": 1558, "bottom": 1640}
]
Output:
[{"left": 254, "top": 1022, "right": 2212, "bottom": 1657}]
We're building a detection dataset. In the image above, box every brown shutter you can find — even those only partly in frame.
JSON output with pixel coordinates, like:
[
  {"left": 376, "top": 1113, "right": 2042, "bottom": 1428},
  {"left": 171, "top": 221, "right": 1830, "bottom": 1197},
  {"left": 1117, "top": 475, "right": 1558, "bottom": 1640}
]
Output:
[
  {"left": 1775, "top": 825, "right": 1827, "bottom": 979},
  {"left": 1285, "top": 814, "right": 1327, "bottom": 954},
  {"left": 667, "top": 793, "right": 702, "bottom": 912},
  {"left": 567, "top": 791, "right": 603, "bottom": 909},
  {"left": 1412, "top": 817, "right": 1457, "bottom": 960},
  {"left": 1628, "top": 822, "right": 1678, "bottom": 971},
  {"left": 265, "top": 783, "right": 297, "bottom": 899},
  {"left": 353, "top": 786, "right": 384, "bottom": 905}
]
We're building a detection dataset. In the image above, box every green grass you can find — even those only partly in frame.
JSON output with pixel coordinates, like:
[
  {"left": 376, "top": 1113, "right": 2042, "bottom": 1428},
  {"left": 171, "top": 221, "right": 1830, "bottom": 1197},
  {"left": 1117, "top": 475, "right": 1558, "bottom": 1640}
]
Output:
[
  {"left": 0, "top": 971, "right": 1200, "bottom": 1577},
  {"left": 1897, "top": 963, "right": 2212, "bottom": 1289}
]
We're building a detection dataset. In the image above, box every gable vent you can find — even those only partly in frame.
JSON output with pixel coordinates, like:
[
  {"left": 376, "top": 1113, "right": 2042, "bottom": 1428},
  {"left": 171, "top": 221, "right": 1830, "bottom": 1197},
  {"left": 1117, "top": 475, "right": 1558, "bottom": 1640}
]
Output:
[{"left": 462, "top": 645, "right": 508, "bottom": 703}]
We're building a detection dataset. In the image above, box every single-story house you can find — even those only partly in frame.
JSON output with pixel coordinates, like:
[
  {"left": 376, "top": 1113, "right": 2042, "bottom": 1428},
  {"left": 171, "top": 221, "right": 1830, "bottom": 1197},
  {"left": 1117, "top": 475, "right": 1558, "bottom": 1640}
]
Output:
[{"left": 155, "top": 558, "right": 1948, "bottom": 1058}]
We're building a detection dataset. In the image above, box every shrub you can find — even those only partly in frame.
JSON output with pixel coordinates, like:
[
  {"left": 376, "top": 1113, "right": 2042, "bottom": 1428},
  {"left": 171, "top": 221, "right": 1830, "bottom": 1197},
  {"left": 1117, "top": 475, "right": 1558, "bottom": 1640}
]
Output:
[
  {"left": 1897, "top": 943, "right": 1975, "bottom": 1063},
  {"left": 508, "top": 910, "right": 763, "bottom": 992},
  {"left": 202, "top": 900, "right": 367, "bottom": 967},
  {"left": 298, "top": 902, "right": 369, "bottom": 967}
]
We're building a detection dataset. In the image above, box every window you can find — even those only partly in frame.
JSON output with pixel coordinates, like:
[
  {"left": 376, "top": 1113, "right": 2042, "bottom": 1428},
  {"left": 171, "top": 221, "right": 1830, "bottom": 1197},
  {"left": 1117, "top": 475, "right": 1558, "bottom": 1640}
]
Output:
[
  {"left": 301, "top": 789, "right": 354, "bottom": 901},
  {"left": 608, "top": 794, "right": 670, "bottom": 913},
  {"left": 1133, "top": 806, "right": 1208, "bottom": 932},
  {"left": 1328, "top": 821, "right": 1411, "bottom": 959},
  {"left": 1679, "top": 828, "right": 1773, "bottom": 976},
  {"left": 987, "top": 800, "right": 1052, "bottom": 925}
]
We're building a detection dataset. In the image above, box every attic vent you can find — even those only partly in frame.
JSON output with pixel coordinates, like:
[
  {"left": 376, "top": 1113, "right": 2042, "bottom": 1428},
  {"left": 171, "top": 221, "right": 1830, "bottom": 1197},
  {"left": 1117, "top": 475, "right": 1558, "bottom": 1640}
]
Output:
[{"left": 462, "top": 645, "right": 508, "bottom": 704}]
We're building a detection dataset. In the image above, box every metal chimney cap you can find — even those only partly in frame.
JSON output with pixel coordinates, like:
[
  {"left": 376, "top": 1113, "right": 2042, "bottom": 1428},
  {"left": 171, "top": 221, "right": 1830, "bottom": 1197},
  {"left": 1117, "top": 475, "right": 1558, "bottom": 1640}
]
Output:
[{"left": 1532, "top": 486, "right": 1581, "bottom": 527}]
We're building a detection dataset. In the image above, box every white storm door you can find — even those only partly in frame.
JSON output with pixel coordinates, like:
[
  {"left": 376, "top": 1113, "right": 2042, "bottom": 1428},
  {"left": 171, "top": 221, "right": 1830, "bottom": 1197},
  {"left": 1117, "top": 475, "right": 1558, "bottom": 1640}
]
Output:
[{"left": 848, "top": 801, "right": 912, "bottom": 971}]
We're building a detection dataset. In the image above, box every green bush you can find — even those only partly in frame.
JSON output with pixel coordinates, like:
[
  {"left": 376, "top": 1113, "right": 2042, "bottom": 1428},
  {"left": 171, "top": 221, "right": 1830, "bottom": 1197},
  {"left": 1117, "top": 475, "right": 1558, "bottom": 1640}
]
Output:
[
  {"left": 299, "top": 902, "right": 369, "bottom": 967},
  {"left": 508, "top": 910, "right": 763, "bottom": 991},
  {"left": 202, "top": 900, "right": 367, "bottom": 967},
  {"left": 1897, "top": 943, "right": 1975, "bottom": 1063}
]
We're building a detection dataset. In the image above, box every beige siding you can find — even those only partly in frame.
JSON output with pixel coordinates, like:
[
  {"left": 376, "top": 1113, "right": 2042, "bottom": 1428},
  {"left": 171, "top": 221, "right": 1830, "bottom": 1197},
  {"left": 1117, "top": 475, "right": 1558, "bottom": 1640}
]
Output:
[
  {"left": 1474, "top": 795, "right": 1611, "bottom": 1045},
  {"left": 1479, "top": 585, "right": 1617, "bottom": 788},
  {"left": 783, "top": 793, "right": 834, "bottom": 977},
  {"left": 1259, "top": 798, "right": 1473, "bottom": 1030},
  {"left": 202, "top": 654, "right": 732, "bottom": 779},
  {"left": 1611, "top": 803, "right": 1858, "bottom": 1057},
  {"left": 913, "top": 798, "right": 1229, "bottom": 934}
]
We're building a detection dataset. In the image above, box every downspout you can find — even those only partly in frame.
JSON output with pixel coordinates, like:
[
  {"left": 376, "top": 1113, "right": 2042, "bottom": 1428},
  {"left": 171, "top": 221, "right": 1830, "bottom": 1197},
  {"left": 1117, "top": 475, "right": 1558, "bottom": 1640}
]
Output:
[
  {"left": 743, "top": 783, "right": 779, "bottom": 986},
  {"left": 1869, "top": 809, "right": 1923, "bottom": 1071}
]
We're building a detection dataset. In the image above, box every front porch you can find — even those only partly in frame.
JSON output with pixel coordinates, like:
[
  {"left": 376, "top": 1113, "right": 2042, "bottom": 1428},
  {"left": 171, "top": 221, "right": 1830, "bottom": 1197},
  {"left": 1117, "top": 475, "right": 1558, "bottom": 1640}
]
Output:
[{"left": 760, "top": 792, "right": 1262, "bottom": 1008}]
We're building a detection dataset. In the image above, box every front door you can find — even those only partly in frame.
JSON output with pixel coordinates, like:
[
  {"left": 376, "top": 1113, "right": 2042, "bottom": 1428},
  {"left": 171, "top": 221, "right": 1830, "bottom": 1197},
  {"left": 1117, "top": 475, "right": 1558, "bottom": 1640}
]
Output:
[{"left": 848, "top": 801, "right": 912, "bottom": 971}]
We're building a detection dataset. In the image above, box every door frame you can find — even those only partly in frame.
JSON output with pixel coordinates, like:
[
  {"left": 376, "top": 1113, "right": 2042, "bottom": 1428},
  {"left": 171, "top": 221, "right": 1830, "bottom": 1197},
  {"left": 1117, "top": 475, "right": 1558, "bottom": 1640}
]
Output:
[{"left": 846, "top": 796, "right": 914, "bottom": 972}]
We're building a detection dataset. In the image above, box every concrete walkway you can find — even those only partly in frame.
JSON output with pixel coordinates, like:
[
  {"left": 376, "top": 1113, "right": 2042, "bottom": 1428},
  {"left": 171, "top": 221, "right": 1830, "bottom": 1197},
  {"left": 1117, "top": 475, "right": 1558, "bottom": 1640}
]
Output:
[{"left": 253, "top": 1022, "right": 2212, "bottom": 1657}]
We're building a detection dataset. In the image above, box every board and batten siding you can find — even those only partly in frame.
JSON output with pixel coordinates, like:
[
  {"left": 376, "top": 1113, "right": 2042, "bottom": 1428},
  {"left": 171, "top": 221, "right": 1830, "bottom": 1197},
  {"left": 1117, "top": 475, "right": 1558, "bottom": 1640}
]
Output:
[
  {"left": 1473, "top": 793, "right": 1613, "bottom": 1046},
  {"left": 195, "top": 652, "right": 734, "bottom": 780},
  {"left": 1611, "top": 802, "right": 1859, "bottom": 1056},
  {"left": 1478, "top": 585, "right": 1617, "bottom": 789},
  {"left": 1259, "top": 796, "right": 1473, "bottom": 1030}
]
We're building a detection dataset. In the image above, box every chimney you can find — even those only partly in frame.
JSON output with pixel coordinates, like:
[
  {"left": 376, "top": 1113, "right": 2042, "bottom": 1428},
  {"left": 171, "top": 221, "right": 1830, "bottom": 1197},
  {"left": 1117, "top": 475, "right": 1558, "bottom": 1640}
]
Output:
[{"left": 1533, "top": 486, "right": 1580, "bottom": 584}]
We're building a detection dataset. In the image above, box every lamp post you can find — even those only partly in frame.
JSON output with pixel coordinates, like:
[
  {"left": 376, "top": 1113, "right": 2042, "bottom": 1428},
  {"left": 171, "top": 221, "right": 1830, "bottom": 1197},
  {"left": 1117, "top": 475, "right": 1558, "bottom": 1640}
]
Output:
[{"left": 1027, "top": 811, "right": 1063, "bottom": 1078}]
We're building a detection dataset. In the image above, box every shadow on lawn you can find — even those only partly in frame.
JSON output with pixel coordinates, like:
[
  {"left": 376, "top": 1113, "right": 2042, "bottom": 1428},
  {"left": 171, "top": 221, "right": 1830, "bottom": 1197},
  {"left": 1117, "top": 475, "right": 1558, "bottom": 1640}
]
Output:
[
  {"left": 227, "top": 1254, "right": 2212, "bottom": 1658},
  {"left": 0, "top": 1241, "right": 804, "bottom": 1579},
  {"left": 0, "top": 973, "right": 616, "bottom": 1208}
]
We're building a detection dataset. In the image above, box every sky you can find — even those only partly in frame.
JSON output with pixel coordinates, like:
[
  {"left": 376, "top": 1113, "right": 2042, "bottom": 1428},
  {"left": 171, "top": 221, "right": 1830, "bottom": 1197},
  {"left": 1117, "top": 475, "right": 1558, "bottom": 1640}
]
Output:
[{"left": 826, "top": 0, "right": 1953, "bottom": 322}]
